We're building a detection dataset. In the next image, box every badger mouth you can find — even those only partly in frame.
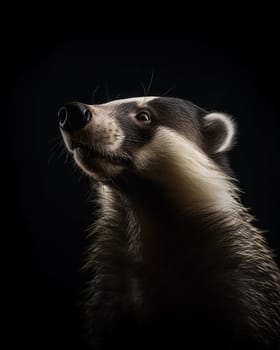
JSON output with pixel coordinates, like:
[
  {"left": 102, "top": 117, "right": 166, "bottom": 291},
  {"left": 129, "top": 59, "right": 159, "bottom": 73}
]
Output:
[{"left": 74, "top": 143, "right": 131, "bottom": 166}]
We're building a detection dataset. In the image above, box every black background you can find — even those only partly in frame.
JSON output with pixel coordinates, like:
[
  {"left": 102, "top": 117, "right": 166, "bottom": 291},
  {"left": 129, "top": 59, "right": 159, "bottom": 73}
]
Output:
[{"left": 4, "top": 32, "right": 280, "bottom": 349}]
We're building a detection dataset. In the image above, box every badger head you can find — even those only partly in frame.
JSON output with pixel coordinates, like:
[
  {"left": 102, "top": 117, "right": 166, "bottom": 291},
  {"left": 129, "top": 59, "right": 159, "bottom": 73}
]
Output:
[{"left": 59, "top": 97, "right": 236, "bottom": 189}]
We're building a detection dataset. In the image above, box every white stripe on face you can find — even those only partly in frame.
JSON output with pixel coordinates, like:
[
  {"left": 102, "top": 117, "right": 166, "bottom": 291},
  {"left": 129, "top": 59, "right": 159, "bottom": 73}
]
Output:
[
  {"left": 134, "top": 126, "right": 239, "bottom": 213},
  {"left": 102, "top": 96, "right": 158, "bottom": 106}
]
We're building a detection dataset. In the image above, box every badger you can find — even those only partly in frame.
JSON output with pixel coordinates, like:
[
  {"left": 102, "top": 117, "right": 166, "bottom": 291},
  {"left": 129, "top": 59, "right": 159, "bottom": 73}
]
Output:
[{"left": 58, "top": 97, "right": 280, "bottom": 349}]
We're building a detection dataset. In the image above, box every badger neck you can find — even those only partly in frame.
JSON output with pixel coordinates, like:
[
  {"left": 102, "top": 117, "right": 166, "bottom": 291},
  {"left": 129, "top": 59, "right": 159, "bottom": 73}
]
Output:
[
  {"left": 126, "top": 127, "right": 243, "bottom": 222},
  {"left": 113, "top": 171, "right": 242, "bottom": 236},
  {"left": 109, "top": 171, "right": 249, "bottom": 314},
  {"left": 108, "top": 134, "right": 254, "bottom": 314}
]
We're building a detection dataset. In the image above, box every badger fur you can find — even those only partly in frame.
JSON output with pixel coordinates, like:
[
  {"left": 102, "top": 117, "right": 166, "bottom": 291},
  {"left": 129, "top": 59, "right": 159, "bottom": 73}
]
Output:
[{"left": 59, "top": 97, "right": 280, "bottom": 349}]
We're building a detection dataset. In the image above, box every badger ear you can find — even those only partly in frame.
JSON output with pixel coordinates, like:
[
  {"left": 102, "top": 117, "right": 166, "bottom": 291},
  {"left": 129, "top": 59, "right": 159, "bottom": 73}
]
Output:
[{"left": 202, "top": 112, "right": 236, "bottom": 153}]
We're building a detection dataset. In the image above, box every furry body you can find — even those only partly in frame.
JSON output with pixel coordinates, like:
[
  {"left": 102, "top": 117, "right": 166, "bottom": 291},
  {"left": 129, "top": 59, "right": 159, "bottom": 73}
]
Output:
[{"left": 60, "top": 97, "right": 280, "bottom": 349}]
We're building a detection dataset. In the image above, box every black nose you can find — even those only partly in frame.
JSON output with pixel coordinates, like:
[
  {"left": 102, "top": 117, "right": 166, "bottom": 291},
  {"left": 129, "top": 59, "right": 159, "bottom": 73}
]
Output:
[{"left": 58, "top": 102, "right": 91, "bottom": 131}]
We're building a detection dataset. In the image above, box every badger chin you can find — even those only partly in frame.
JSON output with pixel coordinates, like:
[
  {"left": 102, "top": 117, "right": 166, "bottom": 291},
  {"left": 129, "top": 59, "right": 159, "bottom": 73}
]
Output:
[{"left": 73, "top": 146, "right": 130, "bottom": 179}]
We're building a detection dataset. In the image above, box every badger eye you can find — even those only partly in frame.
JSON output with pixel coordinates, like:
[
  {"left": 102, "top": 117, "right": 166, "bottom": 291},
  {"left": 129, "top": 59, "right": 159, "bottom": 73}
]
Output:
[{"left": 135, "top": 112, "right": 151, "bottom": 124}]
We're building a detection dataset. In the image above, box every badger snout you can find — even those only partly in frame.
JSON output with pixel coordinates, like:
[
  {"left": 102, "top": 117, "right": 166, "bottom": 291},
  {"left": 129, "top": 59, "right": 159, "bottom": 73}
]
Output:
[
  {"left": 59, "top": 101, "right": 129, "bottom": 178},
  {"left": 58, "top": 102, "right": 91, "bottom": 131}
]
